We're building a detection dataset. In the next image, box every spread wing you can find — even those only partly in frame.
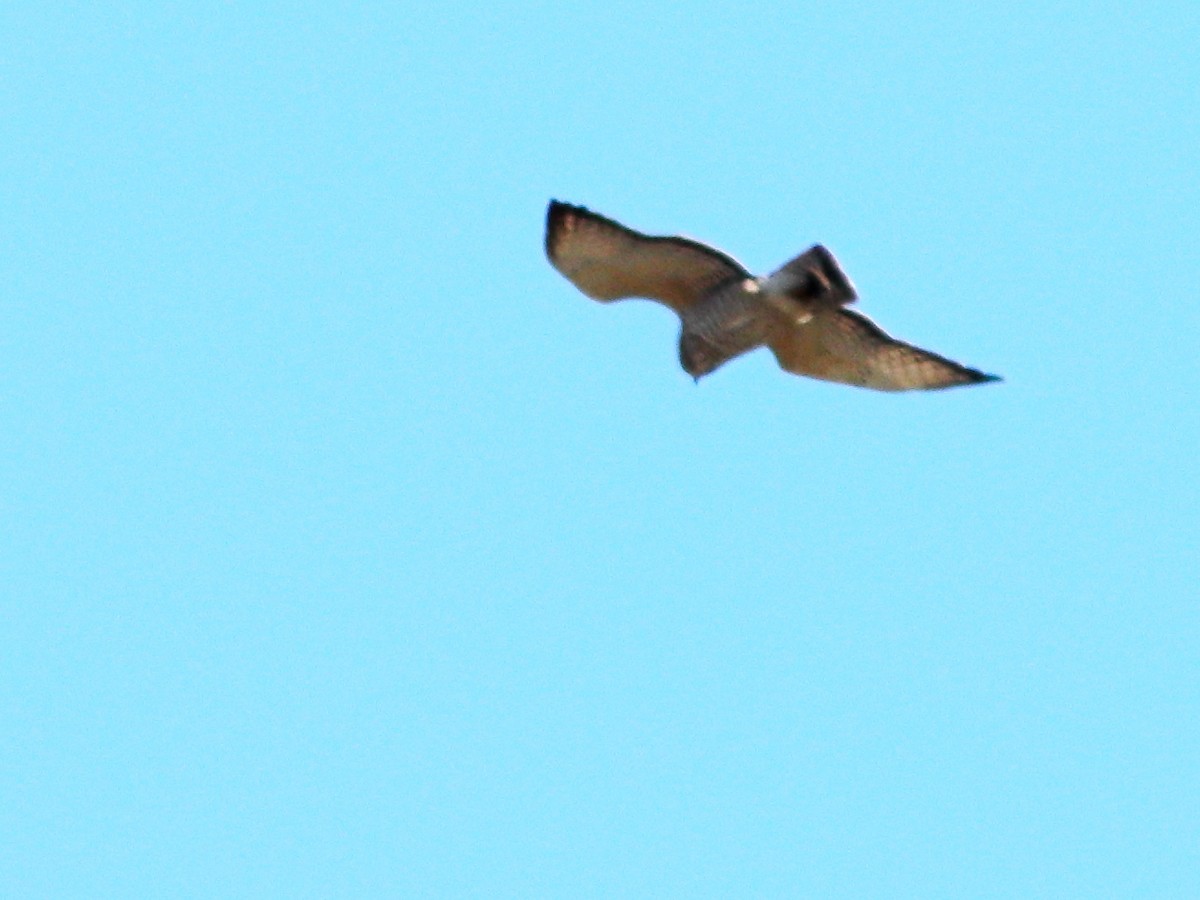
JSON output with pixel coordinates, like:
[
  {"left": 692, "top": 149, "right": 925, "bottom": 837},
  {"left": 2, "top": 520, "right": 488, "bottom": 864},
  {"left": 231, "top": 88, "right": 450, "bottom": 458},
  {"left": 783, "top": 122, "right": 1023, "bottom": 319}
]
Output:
[
  {"left": 764, "top": 245, "right": 858, "bottom": 305},
  {"left": 545, "top": 200, "right": 750, "bottom": 313},
  {"left": 767, "top": 307, "right": 1000, "bottom": 391}
]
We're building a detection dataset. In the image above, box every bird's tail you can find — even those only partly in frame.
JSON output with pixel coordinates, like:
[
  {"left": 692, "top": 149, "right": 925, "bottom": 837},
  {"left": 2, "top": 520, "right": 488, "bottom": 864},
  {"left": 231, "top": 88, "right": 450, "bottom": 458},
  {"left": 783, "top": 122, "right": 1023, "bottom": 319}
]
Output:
[{"left": 764, "top": 245, "right": 857, "bottom": 305}]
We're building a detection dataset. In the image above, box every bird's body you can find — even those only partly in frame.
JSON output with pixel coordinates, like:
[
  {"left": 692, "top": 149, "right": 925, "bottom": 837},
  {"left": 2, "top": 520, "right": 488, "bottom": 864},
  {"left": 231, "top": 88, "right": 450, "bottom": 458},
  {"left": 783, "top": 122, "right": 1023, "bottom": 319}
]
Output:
[
  {"left": 679, "top": 279, "right": 777, "bottom": 370},
  {"left": 544, "top": 200, "right": 1000, "bottom": 391}
]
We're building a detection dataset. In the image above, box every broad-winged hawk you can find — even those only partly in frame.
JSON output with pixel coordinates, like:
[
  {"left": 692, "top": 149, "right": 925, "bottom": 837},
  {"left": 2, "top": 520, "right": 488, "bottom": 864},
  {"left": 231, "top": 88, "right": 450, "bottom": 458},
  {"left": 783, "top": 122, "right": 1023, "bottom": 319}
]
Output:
[{"left": 545, "top": 200, "right": 1000, "bottom": 391}]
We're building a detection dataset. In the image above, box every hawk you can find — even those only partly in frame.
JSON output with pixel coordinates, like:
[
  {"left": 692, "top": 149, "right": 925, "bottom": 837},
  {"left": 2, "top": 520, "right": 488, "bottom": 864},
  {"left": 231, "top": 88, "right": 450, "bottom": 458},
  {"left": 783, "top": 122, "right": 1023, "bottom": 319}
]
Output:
[{"left": 544, "top": 200, "right": 1000, "bottom": 391}]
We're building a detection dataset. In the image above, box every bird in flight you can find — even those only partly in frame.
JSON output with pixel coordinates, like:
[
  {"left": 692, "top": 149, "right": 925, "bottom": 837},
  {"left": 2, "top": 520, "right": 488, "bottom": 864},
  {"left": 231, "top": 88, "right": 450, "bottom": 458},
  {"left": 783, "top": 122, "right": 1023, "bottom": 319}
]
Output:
[{"left": 544, "top": 200, "right": 1000, "bottom": 391}]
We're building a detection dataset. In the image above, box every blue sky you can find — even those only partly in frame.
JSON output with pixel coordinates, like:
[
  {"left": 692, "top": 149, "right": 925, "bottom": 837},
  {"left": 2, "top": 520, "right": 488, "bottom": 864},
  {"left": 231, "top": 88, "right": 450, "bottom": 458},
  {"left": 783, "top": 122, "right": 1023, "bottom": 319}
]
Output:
[{"left": 2, "top": 2, "right": 1197, "bottom": 896}]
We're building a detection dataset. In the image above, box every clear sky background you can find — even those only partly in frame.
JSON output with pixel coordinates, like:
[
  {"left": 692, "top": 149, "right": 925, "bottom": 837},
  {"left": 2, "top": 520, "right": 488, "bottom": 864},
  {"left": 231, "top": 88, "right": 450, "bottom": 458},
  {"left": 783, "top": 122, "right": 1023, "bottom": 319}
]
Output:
[{"left": 2, "top": 2, "right": 1197, "bottom": 896}]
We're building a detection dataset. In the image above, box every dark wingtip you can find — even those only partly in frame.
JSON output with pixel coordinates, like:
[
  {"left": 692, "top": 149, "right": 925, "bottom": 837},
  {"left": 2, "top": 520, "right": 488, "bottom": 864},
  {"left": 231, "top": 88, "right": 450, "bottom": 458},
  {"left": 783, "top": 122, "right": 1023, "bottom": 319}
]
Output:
[
  {"left": 808, "top": 244, "right": 858, "bottom": 303},
  {"left": 545, "top": 200, "right": 602, "bottom": 263},
  {"left": 547, "top": 199, "right": 581, "bottom": 220},
  {"left": 920, "top": 363, "right": 1003, "bottom": 390},
  {"left": 969, "top": 370, "right": 1003, "bottom": 385},
  {"left": 545, "top": 199, "right": 570, "bottom": 260}
]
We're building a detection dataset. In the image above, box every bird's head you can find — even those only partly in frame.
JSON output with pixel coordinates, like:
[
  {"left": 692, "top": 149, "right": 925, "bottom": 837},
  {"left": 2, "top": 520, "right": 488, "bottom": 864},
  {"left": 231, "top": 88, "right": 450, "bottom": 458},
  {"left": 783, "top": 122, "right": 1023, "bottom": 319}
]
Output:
[{"left": 678, "top": 332, "right": 722, "bottom": 382}]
